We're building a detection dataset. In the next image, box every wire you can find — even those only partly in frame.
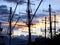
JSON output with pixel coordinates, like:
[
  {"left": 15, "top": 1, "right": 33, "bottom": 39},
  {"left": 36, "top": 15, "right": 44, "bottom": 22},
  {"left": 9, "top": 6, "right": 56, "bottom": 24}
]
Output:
[
  {"left": 11, "top": 2, "right": 19, "bottom": 21},
  {"left": 30, "top": 0, "right": 43, "bottom": 22},
  {"left": 7, "top": 2, "right": 19, "bottom": 33},
  {"left": 12, "top": 17, "right": 21, "bottom": 30},
  {"left": 11, "top": 0, "right": 34, "bottom": 21},
  {"left": 12, "top": 16, "right": 28, "bottom": 30}
]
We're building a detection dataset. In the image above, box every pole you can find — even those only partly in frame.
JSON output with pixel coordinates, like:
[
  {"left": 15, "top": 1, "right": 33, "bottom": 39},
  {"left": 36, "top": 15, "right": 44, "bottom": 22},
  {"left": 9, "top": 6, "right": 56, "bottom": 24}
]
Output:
[
  {"left": 49, "top": 4, "right": 52, "bottom": 39},
  {"left": 9, "top": 7, "right": 12, "bottom": 45},
  {"left": 54, "top": 13, "right": 56, "bottom": 36},
  {"left": 27, "top": 0, "right": 31, "bottom": 45},
  {"left": 45, "top": 17, "right": 46, "bottom": 38}
]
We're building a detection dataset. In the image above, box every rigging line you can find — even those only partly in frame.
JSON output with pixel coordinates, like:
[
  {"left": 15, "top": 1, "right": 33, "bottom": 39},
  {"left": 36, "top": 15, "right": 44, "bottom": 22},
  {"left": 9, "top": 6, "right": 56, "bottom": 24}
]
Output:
[
  {"left": 7, "top": 3, "right": 19, "bottom": 34},
  {"left": 12, "top": 15, "right": 28, "bottom": 30},
  {"left": 7, "top": 3, "right": 18, "bottom": 33},
  {"left": 11, "top": 0, "right": 33, "bottom": 21},
  {"left": 12, "top": 17, "right": 21, "bottom": 30},
  {"left": 11, "top": 2, "right": 19, "bottom": 21},
  {"left": 7, "top": 16, "right": 25, "bottom": 31},
  {"left": 30, "top": 0, "right": 43, "bottom": 22},
  {"left": 6, "top": 7, "right": 12, "bottom": 35},
  {"left": 11, "top": 16, "right": 26, "bottom": 30}
]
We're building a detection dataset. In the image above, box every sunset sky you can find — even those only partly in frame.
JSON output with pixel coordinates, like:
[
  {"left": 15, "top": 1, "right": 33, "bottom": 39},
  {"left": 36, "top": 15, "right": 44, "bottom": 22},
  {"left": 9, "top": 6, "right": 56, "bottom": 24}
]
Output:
[{"left": 0, "top": 0, "right": 60, "bottom": 37}]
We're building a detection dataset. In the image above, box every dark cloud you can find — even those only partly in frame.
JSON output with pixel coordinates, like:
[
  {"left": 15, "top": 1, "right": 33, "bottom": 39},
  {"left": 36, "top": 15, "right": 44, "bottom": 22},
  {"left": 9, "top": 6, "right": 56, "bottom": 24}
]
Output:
[
  {"left": 0, "top": 5, "right": 9, "bottom": 14},
  {"left": 4, "top": 0, "right": 25, "bottom": 4},
  {"left": 0, "top": 5, "right": 10, "bottom": 22}
]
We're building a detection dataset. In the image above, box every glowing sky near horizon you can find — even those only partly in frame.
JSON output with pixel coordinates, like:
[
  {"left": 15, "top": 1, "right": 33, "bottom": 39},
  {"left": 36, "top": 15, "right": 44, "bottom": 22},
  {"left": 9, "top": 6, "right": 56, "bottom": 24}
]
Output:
[{"left": 0, "top": 0, "right": 60, "bottom": 37}]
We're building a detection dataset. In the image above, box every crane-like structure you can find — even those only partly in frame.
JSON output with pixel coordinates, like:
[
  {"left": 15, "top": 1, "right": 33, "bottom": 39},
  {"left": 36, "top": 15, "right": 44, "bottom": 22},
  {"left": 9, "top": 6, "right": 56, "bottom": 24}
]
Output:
[
  {"left": 0, "top": 0, "right": 44, "bottom": 45},
  {"left": 11, "top": 0, "right": 43, "bottom": 45},
  {"left": 6, "top": 0, "right": 43, "bottom": 45}
]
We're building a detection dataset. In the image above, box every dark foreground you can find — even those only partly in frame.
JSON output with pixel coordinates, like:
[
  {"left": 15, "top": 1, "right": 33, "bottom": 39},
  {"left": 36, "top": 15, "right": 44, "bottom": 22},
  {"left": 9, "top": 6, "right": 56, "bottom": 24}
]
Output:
[
  {"left": 0, "top": 34, "right": 60, "bottom": 45},
  {"left": 31, "top": 35, "right": 60, "bottom": 45}
]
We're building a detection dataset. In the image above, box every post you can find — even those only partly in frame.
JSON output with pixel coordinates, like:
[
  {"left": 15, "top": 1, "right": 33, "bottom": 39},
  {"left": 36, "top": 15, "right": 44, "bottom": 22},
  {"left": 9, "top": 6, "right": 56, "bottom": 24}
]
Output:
[
  {"left": 49, "top": 4, "right": 52, "bottom": 39},
  {"left": 45, "top": 17, "right": 47, "bottom": 38},
  {"left": 9, "top": 7, "right": 12, "bottom": 45},
  {"left": 27, "top": 0, "right": 31, "bottom": 45},
  {"left": 54, "top": 13, "right": 56, "bottom": 36}
]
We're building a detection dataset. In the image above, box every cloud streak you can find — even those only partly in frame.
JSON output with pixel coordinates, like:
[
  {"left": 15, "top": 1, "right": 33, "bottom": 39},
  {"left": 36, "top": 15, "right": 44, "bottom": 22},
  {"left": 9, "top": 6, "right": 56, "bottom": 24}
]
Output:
[{"left": 4, "top": 0, "right": 25, "bottom": 4}]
